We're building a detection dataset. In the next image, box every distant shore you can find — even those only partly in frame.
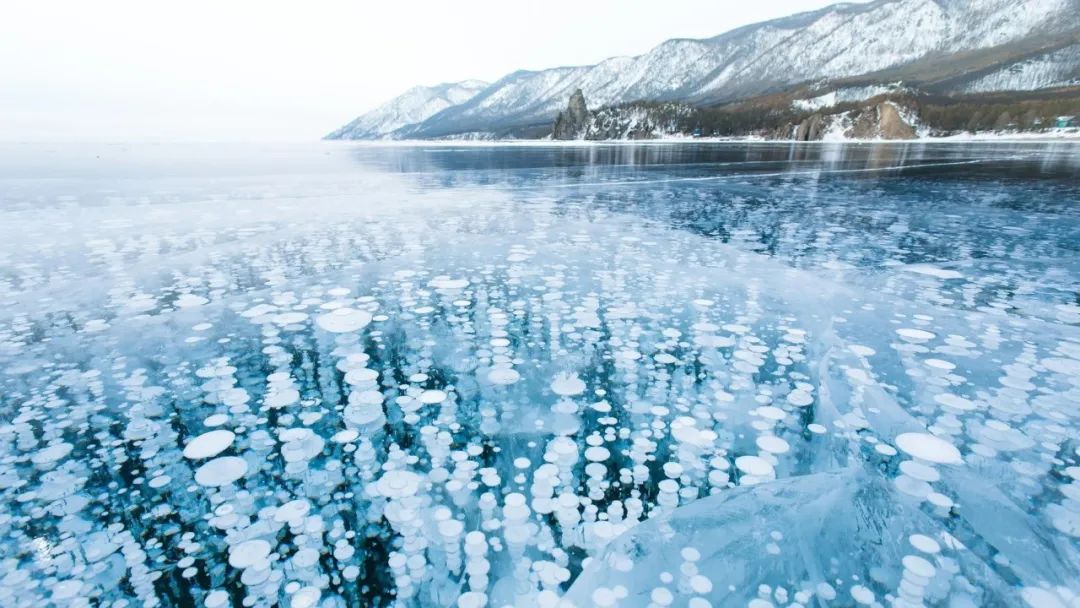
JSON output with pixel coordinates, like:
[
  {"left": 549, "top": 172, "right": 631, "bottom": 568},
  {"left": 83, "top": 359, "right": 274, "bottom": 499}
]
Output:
[{"left": 333, "top": 131, "right": 1080, "bottom": 146}]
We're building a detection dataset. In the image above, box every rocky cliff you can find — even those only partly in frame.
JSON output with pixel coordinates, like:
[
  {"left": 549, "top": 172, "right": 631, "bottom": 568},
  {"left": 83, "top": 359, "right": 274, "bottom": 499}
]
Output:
[
  {"left": 551, "top": 91, "right": 696, "bottom": 140},
  {"left": 552, "top": 89, "right": 591, "bottom": 140},
  {"left": 783, "top": 101, "right": 919, "bottom": 141}
]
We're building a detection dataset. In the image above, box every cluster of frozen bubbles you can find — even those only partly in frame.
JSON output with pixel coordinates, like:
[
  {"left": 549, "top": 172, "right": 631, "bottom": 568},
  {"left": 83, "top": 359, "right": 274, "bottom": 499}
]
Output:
[{"left": 1, "top": 157, "right": 1080, "bottom": 608}]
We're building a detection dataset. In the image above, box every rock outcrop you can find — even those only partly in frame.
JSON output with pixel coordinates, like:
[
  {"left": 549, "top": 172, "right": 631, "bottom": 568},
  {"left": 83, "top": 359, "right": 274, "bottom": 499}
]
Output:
[
  {"left": 551, "top": 94, "right": 695, "bottom": 140},
  {"left": 552, "top": 90, "right": 591, "bottom": 140},
  {"left": 788, "top": 101, "right": 918, "bottom": 141},
  {"left": 851, "top": 102, "right": 917, "bottom": 139},
  {"left": 545, "top": 93, "right": 928, "bottom": 141},
  {"left": 794, "top": 114, "right": 828, "bottom": 141}
]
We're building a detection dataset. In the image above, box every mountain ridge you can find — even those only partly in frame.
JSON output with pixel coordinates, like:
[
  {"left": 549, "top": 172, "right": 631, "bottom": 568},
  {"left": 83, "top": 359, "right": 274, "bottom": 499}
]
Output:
[
  {"left": 327, "top": 0, "right": 1080, "bottom": 141},
  {"left": 325, "top": 79, "right": 489, "bottom": 140}
]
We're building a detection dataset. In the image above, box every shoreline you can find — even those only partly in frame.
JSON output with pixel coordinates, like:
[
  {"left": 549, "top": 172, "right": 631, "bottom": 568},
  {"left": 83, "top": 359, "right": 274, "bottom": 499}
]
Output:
[
  {"left": 3, "top": 133, "right": 1077, "bottom": 147},
  {"left": 330, "top": 131, "right": 1080, "bottom": 146}
]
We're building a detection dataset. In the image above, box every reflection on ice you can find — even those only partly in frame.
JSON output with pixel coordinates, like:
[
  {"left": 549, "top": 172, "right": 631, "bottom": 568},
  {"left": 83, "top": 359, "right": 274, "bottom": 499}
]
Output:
[{"left": 0, "top": 142, "right": 1079, "bottom": 607}]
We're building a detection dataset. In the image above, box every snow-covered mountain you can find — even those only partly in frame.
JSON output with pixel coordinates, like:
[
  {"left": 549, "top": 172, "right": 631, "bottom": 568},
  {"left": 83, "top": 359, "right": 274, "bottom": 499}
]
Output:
[
  {"left": 325, "top": 80, "right": 488, "bottom": 140},
  {"left": 328, "top": 0, "right": 1080, "bottom": 140}
]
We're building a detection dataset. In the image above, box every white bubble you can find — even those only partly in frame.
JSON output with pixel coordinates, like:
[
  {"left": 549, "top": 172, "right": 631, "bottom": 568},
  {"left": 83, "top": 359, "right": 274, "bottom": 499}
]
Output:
[
  {"left": 429, "top": 276, "right": 469, "bottom": 290},
  {"left": 204, "top": 414, "right": 230, "bottom": 427},
  {"left": 901, "top": 554, "right": 936, "bottom": 578},
  {"left": 850, "top": 585, "right": 874, "bottom": 605},
  {"left": 786, "top": 390, "right": 813, "bottom": 407},
  {"left": 457, "top": 592, "right": 488, "bottom": 608},
  {"left": 896, "top": 328, "right": 936, "bottom": 342},
  {"left": 1043, "top": 357, "right": 1080, "bottom": 377},
  {"left": 551, "top": 373, "right": 586, "bottom": 396},
  {"left": 194, "top": 456, "right": 249, "bottom": 487},
  {"left": 290, "top": 586, "right": 322, "bottom": 608},
  {"left": 274, "top": 499, "right": 312, "bottom": 523},
  {"left": 228, "top": 539, "right": 271, "bottom": 569},
  {"left": 591, "top": 587, "right": 617, "bottom": 608},
  {"left": 756, "top": 435, "right": 790, "bottom": 454},
  {"left": 689, "top": 574, "right": 713, "bottom": 594},
  {"left": 183, "top": 430, "right": 236, "bottom": 460},
  {"left": 924, "top": 358, "right": 955, "bottom": 370},
  {"left": 331, "top": 429, "right": 359, "bottom": 444},
  {"left": 176, "top": 294, "right": 209, "bottom": 308},
  {"left": 377, "top": 470, "right": 422, "bottom": 499},
  {"left": 735, "top": 456, "right": 775, "bottom": 477},
  {"left": 895, "top": 432, "right": 963, "bottom": 464},
  {"left": 909, "top": 534, "right": 941, "bottom": 554},
  {"left": 419, "top": 389, "right": 448, "bottom": 404},
  {"left": 934, "top": 393, "right": 975, "bottom": 411},
  {"left": 315, "top": 308, "right": 373, "bottom": 333},
  {"left": 205, "top": 590, "right": 229, "bottom": 608},
  {"left": 849, "top": 344, "right": 876, "bottom": 357},
  {"left": 51, "top": 580, "right": 81, "bottom": 600},
  {"left": 487, "top": 367, "right": 521, "bottom": 385},
  {"left": 756, "top": 406, "right": 786, "bottom": 421}
]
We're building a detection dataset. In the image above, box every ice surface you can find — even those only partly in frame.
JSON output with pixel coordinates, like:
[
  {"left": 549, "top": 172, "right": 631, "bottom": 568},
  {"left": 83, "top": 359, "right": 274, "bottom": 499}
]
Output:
[
  {"left": 0, "top": 142, "right": 1079, "bottom": 607},
  {"left": 564, "top": 467, "right": 1017, "bottom": 606}
]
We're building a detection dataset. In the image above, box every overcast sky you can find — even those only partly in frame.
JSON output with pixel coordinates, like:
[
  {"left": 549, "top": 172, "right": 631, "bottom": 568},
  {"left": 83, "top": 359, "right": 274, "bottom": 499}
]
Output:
[{"left": 1, "top": 0, "right": 854, "bottom": 142}]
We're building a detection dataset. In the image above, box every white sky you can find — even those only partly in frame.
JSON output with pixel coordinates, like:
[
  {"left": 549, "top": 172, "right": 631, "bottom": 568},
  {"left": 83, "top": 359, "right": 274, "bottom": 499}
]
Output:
[{"left": 1, "top": 0, "right": 854, "bottom": 142}]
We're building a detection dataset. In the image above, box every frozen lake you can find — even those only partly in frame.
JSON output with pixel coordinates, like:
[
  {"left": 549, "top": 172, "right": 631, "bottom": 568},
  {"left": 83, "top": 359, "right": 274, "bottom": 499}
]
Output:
[{"left": 1, "top": 141, "right": 1079, "bottom": 607}]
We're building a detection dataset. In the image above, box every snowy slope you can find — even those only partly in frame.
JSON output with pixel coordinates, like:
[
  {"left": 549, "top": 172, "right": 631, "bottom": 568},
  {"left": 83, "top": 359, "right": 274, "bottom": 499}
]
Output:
[
  {"left": 329, "top": 0, "right": 1080, "bottom": 139},
  {"left": 325, "top": 80, "right": 488, "bottom": 140},
  {"left": 692, "top": 0, "right": 1077, "bottom": 99},
  {"left": 962, "top": 43, "right": 1080, "bottom": 93},
  {"left": 792, "top": 83, "right": 907, "bottom": 111}
]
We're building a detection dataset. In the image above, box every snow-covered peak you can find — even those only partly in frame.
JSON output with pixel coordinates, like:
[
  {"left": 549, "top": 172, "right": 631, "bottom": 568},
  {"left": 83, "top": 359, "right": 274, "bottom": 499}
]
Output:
[{"left": 325, "top": 80, "right": 489, "bottom": 140}]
